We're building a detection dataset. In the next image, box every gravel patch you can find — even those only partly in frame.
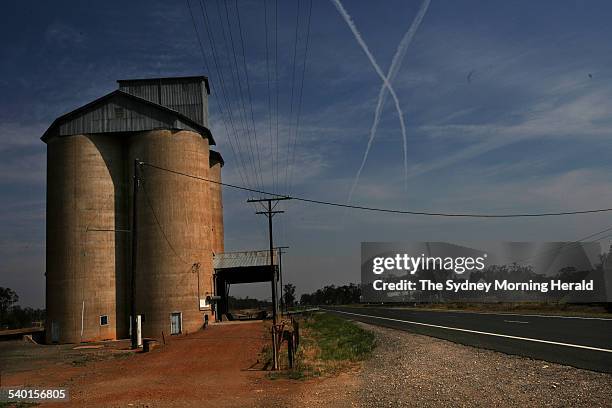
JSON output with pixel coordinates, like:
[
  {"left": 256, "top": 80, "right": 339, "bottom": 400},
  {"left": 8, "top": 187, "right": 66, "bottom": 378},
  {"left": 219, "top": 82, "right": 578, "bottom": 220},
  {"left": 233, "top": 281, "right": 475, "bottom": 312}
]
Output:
[{"left": 355, "top": 322, "right": 612, "bottom": 407}]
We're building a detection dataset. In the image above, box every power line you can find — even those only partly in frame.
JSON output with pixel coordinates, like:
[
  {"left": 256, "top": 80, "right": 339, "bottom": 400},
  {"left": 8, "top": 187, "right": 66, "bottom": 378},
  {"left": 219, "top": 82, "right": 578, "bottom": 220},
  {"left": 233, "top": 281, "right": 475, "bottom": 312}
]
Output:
[
  {"left": 263, "top": 0, "right": 274, "bottom": 193},
  {"left": 213, "top": 0, "right": 262, "bottom": 193},
  {"left": 285, "top": 0, "right": 301, "bottom": 194},
  {"left": 221, "top": 0, "right": 252, "bottom": 146},
  {"left": 141, "top": 179, "right": 191, "bottom": 265},
  {"left": 198, "top": 0, "right": 257, "bottom": 191},
  {"left": 287, "top": 0, "right": 313, "bottom": 196},
  {"left": 234, "top": 0, "right": 266, "bottom": 194},
  {"left": 274, "top": 0, "right": 280, "bottom": 196},
  {"left": 186, "top": 0, "right": 251, "bottom": 196},
  {"left": 186, "top": 0, "right": 210, "bottom": 73},
  {"left": 512, "top": 225, "right": 612, "bottom": 264},
  {"left": 140, "top": 162, "right": 612, "bottom": 218},
  {"left": 216, "top": 0, "right": 264, "bottom": 193},
  {"left": 197, "top": 0, "right": 251, "bottom": 188}
]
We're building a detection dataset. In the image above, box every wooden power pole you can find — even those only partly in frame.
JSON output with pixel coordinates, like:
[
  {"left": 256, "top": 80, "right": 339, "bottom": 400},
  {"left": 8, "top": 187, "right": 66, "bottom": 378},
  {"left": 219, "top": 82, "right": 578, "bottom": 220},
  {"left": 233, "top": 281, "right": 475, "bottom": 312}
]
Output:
[
  {"left": 276, "top": 246, "right": 289, "bottom": 313},
  {"left": 247, "top": 196, "right": 291, "bottom": 370}
]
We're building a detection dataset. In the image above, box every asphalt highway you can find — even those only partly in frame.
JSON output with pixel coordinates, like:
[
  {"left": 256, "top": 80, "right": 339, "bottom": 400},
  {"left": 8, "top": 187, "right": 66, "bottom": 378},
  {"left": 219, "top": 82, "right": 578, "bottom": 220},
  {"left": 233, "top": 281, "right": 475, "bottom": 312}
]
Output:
[{"left": 322, "top": 306, "right": 612, "bottom": 373}]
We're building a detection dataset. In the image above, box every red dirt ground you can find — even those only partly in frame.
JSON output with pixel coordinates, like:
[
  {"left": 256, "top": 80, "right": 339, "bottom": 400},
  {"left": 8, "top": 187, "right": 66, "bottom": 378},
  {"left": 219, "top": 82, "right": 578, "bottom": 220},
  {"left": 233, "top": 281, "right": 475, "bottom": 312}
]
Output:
[{"left": 3, "top": 321, "right": 326, "bottom": 407}]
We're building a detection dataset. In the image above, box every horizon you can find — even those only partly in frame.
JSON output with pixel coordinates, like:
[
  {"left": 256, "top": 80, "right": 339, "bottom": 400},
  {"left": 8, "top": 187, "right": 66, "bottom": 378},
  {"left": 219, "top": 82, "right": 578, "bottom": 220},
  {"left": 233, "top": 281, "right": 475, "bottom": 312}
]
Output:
[{"left": 2, "top": 0, "right": 612, "bottom": 308}]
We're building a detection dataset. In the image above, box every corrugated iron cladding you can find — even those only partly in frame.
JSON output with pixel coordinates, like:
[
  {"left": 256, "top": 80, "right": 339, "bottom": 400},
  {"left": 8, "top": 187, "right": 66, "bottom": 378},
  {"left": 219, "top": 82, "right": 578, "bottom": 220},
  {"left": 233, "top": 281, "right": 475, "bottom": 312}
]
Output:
[
  {"left": 213, "top": 250, "right": 279, "bottom": 269},
  {"left": 57, "top": 93, "right": 201, "bottom": 136},
  {"left": 118, "top": 77, "right": 209, "bottom": 127}
]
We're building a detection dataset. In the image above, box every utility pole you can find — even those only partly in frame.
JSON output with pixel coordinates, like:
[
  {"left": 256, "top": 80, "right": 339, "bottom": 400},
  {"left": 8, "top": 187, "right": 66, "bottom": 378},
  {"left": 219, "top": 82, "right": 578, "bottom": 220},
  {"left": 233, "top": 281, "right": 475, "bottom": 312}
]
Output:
[
  {"left": 247, "top": 196, "right": 291, "bottom": 370},
  {"left": 276, "top": 246, "right": 289, "bottom": 314},
  {"left": 130, "top": 159, "right": 142, "bottom": 350}
]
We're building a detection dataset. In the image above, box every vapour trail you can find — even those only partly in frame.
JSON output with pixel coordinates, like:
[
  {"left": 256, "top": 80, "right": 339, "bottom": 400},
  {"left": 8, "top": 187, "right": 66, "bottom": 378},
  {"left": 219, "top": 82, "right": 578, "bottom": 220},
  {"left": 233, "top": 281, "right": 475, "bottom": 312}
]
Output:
[
  {"left": 330, "top": 0, "right": 409, "bottom": 188},
  {"left": 347, "top": 0, "right": 431, "bottom": 204}
]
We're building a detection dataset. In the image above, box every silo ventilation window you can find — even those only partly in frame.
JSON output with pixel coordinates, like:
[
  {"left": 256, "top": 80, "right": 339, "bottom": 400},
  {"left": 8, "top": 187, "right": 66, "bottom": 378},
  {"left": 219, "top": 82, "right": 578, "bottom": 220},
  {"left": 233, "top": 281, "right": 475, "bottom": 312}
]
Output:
[{"left": 100, "top": 315, "right": 109, "bottom": 326}]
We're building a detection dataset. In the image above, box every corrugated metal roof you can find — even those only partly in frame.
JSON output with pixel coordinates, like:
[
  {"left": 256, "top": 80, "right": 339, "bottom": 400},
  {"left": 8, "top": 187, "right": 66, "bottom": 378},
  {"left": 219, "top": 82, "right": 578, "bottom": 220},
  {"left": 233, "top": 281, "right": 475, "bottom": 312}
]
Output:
[
  {"left": 213, "top": 250, "right": 278, "bottom": 269},
  {"left": 41, "top": 90, "right": 214, "bottom": 144},
  {"left": 117, "top": 76, "right": 209, "bottom": 127}
]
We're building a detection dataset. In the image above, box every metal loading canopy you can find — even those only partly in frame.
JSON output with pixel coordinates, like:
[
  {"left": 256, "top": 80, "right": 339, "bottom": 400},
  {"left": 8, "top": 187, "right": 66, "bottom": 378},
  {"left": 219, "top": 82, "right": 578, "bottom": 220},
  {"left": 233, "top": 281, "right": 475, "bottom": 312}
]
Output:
[
  {"left": 213, "top": 250, "right": 280, "bottom": 321},
  {"left": 213, "top": 250, "right": 279, "bottom": 284}
]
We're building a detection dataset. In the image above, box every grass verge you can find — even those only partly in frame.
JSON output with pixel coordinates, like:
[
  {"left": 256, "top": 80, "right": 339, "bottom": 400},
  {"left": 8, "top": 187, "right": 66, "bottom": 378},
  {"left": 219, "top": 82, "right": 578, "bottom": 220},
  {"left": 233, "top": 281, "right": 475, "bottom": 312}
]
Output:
[
  {"left": 266, "top": 312, "right": 375, "bottom": 380},
  {"left": 304, "top": 312, "right": 375, "bottom": 361}
]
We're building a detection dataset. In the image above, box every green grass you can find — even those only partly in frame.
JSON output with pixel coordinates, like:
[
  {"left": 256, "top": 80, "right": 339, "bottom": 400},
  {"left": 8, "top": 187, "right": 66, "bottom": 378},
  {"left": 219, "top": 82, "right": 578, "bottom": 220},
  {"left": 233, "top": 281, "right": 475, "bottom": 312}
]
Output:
[
  {"left": 304, "top": 312, "right": 376, "bottom": 361},
  {"left": 263, "top": 312, "right": 376, "bottom": 380}
]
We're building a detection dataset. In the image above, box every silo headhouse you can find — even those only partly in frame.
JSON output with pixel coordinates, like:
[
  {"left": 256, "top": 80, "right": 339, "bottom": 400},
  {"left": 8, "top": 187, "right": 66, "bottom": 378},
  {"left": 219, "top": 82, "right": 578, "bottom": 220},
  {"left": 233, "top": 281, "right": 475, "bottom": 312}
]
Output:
[{"left": 42, "top": 76, "right": 224, "bottom": 344}]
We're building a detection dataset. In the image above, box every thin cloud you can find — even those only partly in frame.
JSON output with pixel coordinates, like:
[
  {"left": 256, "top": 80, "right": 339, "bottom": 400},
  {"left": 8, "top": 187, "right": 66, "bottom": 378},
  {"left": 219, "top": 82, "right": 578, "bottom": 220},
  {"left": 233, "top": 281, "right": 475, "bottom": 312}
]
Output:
[{"left": 411, "top": 84, "right": 612, "bottom": 178}]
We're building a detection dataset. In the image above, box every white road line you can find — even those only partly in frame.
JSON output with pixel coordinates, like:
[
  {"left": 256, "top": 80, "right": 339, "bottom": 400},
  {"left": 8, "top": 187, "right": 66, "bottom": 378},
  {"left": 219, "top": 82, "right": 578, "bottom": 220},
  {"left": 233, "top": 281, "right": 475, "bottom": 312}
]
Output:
[
  {"left": 326, "top": 309, "right": 612, "bottom": 354},
  {"left": 504, "top": 320, "right": 529, "bottom": 324},
  {"left": 410, "top": 309, "right": 612, "bottom": 321}
]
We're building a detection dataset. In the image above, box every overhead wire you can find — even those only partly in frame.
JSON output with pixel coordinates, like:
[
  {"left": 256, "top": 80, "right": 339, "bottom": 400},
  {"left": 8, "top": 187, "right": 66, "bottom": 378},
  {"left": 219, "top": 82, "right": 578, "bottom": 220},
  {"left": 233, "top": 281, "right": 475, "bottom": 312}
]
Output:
[
  {"left": 235, "top": 0, "right": 267, "bottom": 195},
  {"left": 141, "top": 178, "right": 191, "bottom": 265},
  {"left": 273, "top": 0, "right": 288, "bottom": 246},
  {"left": 285, "top": 0, "right": 301, "bottom": 195},
  {"left": 511, "top": 225, "right": 612, "bottom": 264},
  {"left": 213, "top": 0, "right": 262, "bottom": 193},
  {"left": 186, "top": 0, "right": 252, "bottom": 202},
  {"left": 263, "top": 0, "right": 274, "bottom": 194},
  {"left": 287, "top": 0, "right": 313, "bottom": 197},
  {"left": 215, "top": 0, "right": 264, "bottom": 194},
  {"left": 186, "top": 0, "right": 210, "bottom": 73},
  {"left": 140, "top": 162, "right": 612, "bottom": 218},
  {"left": 221, "top": 0, "right": 252, "bottom": 150},
  {"left": 274, "top": 0, "right": 280, "bottom": 196},
  {"left": 198, "top": 0, "right": 257, "bottom": 192}
]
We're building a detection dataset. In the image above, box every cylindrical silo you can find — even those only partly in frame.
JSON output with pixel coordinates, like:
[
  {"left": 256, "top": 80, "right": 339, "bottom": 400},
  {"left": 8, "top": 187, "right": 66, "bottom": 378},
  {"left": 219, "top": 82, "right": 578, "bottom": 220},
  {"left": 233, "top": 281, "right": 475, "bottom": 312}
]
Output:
[
  {"left": 209, "top": 151, "right": 224, "bottom": 255},
  {"left": 45, "top": 134, "right": 128, "bottom": 343},
  {"left": 129, "top": 129, "right": 213, "bottom": 338}
]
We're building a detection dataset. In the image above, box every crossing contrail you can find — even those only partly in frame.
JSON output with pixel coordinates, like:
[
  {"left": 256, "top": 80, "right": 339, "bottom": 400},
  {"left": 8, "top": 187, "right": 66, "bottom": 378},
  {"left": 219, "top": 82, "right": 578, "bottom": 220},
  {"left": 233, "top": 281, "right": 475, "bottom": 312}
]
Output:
[
  {"left": 330, "top": 0, "right": 409, "bottom": 189},
  {"left": 347, "top": 0, "right": 431, "bottom": 203}
]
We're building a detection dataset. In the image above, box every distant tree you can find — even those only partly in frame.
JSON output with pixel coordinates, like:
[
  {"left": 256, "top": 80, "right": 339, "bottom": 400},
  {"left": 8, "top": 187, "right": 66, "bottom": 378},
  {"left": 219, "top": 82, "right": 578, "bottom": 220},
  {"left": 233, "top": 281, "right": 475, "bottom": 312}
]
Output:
[
  {"left": 299, "top": 283, "right": 361, "bottom": 305},
  {"left": 0, "top": 287, "right": 18, "bottom": 326},
  {"left": 227, "top": 296, "right": 270, "bottom": 311},
  {"left": 299, "top": 293, "right": 313, "bottom": 305},
  {"left": 5, "top": 306, "right": 45, "bottom": 329},
  {"left": 283, "top": 284, "right": 296, "bottom": 308}
]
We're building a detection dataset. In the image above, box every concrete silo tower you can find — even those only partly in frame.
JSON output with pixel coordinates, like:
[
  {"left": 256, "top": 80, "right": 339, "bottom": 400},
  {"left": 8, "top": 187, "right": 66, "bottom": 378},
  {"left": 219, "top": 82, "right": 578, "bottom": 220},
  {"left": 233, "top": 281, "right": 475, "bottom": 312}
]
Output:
[
  {"left": 209, "top": 150, "right": 224, "bottom": 256},
  {"left": 42, "top": 76, "right": 222, "bottom": 343}
]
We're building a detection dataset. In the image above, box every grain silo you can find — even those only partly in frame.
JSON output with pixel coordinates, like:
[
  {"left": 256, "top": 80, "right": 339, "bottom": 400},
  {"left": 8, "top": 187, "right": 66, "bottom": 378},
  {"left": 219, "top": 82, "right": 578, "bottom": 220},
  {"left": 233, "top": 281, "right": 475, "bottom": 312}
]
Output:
[
  {"left": 42, "top": 76, "right": 222, "bottom": 343},
  {"left": 209, "top": 150, "right": 224, "bottom": 256}
]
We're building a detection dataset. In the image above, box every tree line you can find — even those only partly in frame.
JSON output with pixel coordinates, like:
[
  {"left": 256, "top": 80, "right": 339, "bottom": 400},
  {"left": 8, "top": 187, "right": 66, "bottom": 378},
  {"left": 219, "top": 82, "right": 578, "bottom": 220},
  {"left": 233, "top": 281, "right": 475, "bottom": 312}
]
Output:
[
  {"left": 227, "top": 295, "right": 271, "bottom": 310},
  {"left": 299, "top": 283, "right": 361, "bottom": 305},
  {"left": 0, "top": 287, "right": 45, "bottom": 330}
]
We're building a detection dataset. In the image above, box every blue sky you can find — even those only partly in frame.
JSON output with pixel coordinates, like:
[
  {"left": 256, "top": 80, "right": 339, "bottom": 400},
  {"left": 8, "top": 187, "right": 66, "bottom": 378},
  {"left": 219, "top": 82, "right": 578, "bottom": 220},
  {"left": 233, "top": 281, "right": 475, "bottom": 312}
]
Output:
[{"left": 2, "top": 0, "right": 612, "bottom": 307}]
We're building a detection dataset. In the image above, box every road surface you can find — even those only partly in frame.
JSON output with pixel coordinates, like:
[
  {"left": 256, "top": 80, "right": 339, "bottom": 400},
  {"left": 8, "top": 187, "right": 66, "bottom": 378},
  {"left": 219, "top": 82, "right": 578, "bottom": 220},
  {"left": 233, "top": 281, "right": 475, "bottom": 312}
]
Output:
[{"left": 323, "top": 306, "right": 612, "bottom": 373}]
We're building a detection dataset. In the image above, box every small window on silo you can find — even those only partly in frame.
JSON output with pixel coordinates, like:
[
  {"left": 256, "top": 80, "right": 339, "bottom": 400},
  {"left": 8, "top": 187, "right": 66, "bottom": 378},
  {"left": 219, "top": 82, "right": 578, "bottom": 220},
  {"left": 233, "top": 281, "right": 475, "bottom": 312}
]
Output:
[
  {"left": 100, "top": 315, "right": 109, "bottom": 326},
  {"left": 114, "top": 107, "right": 124, "bottom": 118}
]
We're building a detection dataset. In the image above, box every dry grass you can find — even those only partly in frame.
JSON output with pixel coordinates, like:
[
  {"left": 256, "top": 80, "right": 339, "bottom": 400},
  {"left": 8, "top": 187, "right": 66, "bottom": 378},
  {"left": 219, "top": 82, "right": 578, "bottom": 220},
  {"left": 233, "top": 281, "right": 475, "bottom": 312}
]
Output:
[{"left": 265, "top": 312, "right": 375, "bottom": 380}]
